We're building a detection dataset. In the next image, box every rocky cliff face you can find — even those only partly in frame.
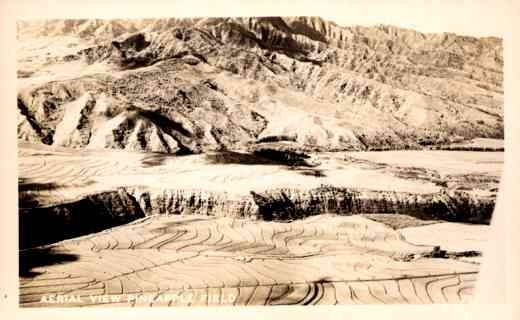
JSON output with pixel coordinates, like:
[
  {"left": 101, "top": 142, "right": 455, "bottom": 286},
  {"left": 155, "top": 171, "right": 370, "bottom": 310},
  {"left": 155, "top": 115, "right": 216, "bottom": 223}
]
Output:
[
  {"left": 17, "top": 17, "right": 503, "bottom": 152},
  {"left": 20, "top": 184, "right": 494, "bottom": 248},
  {"left": 19, "top": 188, "right": 145, "bottom": 249},
  {"left": 127, "top": 185, "right": 494, "bottom": 224}
]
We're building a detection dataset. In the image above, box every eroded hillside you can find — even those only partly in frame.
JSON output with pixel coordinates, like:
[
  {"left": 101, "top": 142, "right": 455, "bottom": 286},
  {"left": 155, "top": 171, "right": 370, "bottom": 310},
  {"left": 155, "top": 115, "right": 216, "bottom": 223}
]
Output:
[{"left": 17, "top": 17, "right": 503, "bottom": 153}]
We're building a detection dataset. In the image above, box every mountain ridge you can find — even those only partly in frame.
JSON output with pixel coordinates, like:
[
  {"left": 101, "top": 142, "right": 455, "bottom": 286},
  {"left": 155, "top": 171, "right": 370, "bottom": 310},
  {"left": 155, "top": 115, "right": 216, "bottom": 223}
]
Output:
[{"left": 17, "top": 17, "right": 503, "bottom": 153}]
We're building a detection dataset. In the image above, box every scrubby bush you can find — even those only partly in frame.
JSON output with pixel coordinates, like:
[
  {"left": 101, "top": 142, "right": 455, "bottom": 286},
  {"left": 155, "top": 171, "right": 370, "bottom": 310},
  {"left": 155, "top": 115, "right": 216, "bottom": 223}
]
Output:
[
  {"left": 256, "top": 135, "right": 297, "bottom": 143},
  {"left": 252, "top": 142, "right": 310, "bottom": 166}
]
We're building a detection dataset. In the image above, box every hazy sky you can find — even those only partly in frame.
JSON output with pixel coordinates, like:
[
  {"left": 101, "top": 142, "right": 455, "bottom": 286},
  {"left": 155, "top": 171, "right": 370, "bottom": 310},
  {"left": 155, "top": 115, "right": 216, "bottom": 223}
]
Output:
[
  {"left": 14, "top": 0, "right": 509, "bottom": 38},
  {"left": 321, "top": 0, "right": 508, "bottom": 38}
]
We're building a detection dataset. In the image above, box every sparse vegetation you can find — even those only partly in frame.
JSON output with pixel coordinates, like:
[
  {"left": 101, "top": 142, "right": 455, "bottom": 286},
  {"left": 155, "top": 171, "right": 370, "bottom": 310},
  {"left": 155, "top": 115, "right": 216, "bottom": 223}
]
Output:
[{"left": 251, "top": 142, "right": 311, "bottom": 166}]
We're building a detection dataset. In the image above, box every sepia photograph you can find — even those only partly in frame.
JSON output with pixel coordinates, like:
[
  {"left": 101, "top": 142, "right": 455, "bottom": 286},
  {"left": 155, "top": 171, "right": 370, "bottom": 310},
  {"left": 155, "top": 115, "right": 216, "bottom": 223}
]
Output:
[{"left": 3, "top": 0, "right": 515, "bottom": 315}]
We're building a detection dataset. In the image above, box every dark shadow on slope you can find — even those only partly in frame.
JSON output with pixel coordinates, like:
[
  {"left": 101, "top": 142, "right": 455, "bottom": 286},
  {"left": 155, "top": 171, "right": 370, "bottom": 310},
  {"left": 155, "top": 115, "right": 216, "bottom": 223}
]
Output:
[
  {"left": 137, "top": 109, "right": 193, "bottom": 138},
  {"left": 18, "top": 178, "right": 61, "bottom": 208},
  {"left": 293, "top": 168, "right": 326, "bottom": 177},
  {"left": 251, "top": 190, "right": 304, "bottom": 222},
  {"left": 206, "top": 151, "right": 287, "bottom": 166},
  {"left": 19, "top": 247, "right": 78, "bottom": 277},
  {"left": 18, "top": 178, "right": 98, "bottom": 208},
  {"left": 360, "top": 213, "right": 442, "bottom": 230},
  {"left": 17, "top": 98, "right": 54, "bottom": 145},
  {"left": 136, "top": 109, "right": 195, "bottom": 155},
  {"left": 206, "top": 150, "right": 325, "bottom": 177},
  {"left": 286, "top": 20, "right": 328, "bottom": 43},
  {"left": 149, "top": 218, "right": 215, "bottom": 234},
  {"left": 206, "top": 146, "right": 313, "bottom": 167},
  {"left": 18, "top": 178, "right": 61, "bottom": 192},
  {"left": 19, "top": 189, "right": 145, "bottom": 249},
  {"left": 140, "top": 152, "right": 180, "bottom": 168}
]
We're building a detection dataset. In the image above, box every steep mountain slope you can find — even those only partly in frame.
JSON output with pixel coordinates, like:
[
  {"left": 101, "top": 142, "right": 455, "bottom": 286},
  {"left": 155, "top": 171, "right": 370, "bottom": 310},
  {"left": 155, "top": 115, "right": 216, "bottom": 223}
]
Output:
[{"left": 17, "top": 17, "right": 503, "bottom": 153}]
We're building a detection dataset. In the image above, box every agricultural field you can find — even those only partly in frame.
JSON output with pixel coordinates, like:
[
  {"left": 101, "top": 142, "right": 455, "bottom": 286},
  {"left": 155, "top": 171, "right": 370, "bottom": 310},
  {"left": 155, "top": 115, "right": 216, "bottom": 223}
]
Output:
[
  {"left": 20, "top": 214, "right": 480, "bottom": 307},
  {"left": 18, "top": 144, "right": 500, "bottom": 306}
]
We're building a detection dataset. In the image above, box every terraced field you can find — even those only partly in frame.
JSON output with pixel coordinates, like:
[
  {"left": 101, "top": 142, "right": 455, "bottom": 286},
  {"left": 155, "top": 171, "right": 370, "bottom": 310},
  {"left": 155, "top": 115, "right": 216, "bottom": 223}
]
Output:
[
  {"left": 20, "top": 214, "right": 479, "bottom": 307},
  {"left": 18, "top": 143, "right": 499, "bottom": 306},
  {"left": 18, "top": 143, "right": 502, "bottom": 208}
]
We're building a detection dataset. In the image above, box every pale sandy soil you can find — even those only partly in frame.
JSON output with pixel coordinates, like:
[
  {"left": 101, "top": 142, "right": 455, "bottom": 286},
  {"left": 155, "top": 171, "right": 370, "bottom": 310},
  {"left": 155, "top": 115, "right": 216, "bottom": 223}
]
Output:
[
  {"left": 360, "top": 214, "right": 442, "bottom": 230},
  {"left": 20, "top": 214, "right": 479, "bottom": 306},
  {"left": 400, "top": 223, "right": 489, "bottom": 263},
  {"left": 445, "top": 138, "right": 504, "bottom": 150},
  {"left": 17, "top": 36, "right": 86, "bottom": 70},
  {"left": 346, "top": 150, "right": 503, "bottom": 177},
  {"left": 19, "top": 143, "right": 445, "bottom": 207}
]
